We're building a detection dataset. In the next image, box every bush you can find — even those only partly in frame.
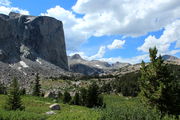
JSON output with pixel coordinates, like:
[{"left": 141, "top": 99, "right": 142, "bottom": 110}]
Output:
[
  {"left": 86, "top": 82, "right": 105, "bottom": 108},
  {"left": 63, "top": 91, "right": 72, "bottom": 104}
]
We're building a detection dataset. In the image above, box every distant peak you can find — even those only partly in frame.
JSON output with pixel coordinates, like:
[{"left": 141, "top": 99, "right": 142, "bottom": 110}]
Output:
[
  {"left": 162, "top": 55, "right": 178, "bottom": 61},
  {"left": 71, "top": 54, "right": 82, "bottom": 59}
]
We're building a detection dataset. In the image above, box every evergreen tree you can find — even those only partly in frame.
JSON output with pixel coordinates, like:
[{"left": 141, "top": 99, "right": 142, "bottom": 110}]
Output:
[
  {"left": 5, "top": 78, "right": 24, "bottom": 111},
  {"left": 80, "top": 88, "right": 87, "bottom": 106},
  {"left": 86, "top": 82, "right": 99, "bottom": 107},
  {"left": 72, "top": 92, "right": 80, "bottom": 105},
  {"left": 32, "top": 73, "right": 41, "bottom": 96},
  {"left": 63, "top": 91, "right": 71, "bottom": 104},
  {"left": 139, "top": 47, "right": 180, "bottom": 115}
]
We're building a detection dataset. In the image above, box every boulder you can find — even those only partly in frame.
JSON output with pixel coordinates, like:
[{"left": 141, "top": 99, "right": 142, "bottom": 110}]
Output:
[{"left": 49, "top": 103, "right": 60, "bottom": 110}]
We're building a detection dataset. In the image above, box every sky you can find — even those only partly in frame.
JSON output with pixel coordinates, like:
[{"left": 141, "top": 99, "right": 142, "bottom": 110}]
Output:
[{"left": 0, "top": 0, "right": 180, "bottom": 64}]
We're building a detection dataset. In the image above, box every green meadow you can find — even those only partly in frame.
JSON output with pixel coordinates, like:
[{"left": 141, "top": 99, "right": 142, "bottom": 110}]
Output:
[{"left": 0, "top": 95, "right": 178, "bottom": 120}]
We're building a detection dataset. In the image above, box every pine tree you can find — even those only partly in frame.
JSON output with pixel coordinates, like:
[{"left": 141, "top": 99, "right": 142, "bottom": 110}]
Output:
[
  {"left": 32, "top": 73, "right": 41, "bottom": 96},
  {"left": 63, "top": 91, "right": 71, "bottom": 104},
  {"left": 139, "top": 47, "right": 180, "bottom": 115},
  {"left": 5, "top": 78, "right": 24, "bottom": 111},
  {"left": 86, "top": 82, "right": 100, "bottom": 108},
  {"left": 80, "top": 88, "right": 87, "bottom": 106}
]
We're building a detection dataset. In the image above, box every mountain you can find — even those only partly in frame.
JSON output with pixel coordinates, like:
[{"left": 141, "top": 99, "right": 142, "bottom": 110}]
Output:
[
  {"left": 68, "top": 54, "right": 130, "bottom": 75},
  {"left": 0, "top": 12, "right": 69, "bottom": 85},
  {"left": 162, "top": 55, "right": 179, "bottom": 61}
]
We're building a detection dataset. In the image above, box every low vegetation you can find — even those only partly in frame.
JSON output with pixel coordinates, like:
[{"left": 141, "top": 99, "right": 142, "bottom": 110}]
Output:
[{"left": 0, "top": 47, "right": 179, "bottom": 120}]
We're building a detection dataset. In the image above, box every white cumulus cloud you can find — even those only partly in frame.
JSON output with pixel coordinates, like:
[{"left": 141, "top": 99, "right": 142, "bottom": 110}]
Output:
[
  {"left": 0, "top": 0, "right": 11, "bottom": 6},
  {"left": 73, "top": 0, "right": 180, "bottom": 37},
  {"left": 107, "top": 39, "right": 125, "bottom": 50},
  {"left": 41, "top": 0, "right": 180, "bottom": 52},
  {"left": 0, "top": 6, "right": 29, "bottom": 15},
  {"left": 41, "top": 5, "right": 91, "bottom": 51},
  {"left": 138, "top": 20, "right": 180, "bottom": 55}
]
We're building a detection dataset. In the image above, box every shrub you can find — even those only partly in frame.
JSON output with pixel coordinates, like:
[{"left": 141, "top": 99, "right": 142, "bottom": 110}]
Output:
[{"left": 63, "top": 91, "right": 72, "bottom": 104}]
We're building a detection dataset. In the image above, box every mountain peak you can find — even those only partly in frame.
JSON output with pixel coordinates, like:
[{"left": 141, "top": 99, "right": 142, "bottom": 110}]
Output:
[
  {"left": 71, "top": 54, "right": 82, "bottom": 60},
  {"left": 162, "top": 55, "right": 178, "bottom": 61}
]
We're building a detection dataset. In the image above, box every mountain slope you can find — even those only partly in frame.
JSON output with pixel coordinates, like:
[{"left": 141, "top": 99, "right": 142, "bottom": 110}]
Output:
[{"left": 68, "top": 54, "right": 130, "bottom": 75}]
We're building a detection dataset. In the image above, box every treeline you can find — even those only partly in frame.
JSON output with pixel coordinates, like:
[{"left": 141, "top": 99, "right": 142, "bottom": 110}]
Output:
[
  {"left": 100, "top": 72, "right": 140, "bottom": 97},
  {"left": 62, "top": 82, "right": 105, "bottom": 108}
]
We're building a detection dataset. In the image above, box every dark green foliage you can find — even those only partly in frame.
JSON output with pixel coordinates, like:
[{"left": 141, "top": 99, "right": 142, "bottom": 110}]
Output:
[
  {"left": 109, "top": 72, "right": 140, "bottom": 97},
  {"left": 63, "top": 91, "right": 72, "bottom": 104},
  {"left": 100, "top": 83, "right": 112, "bottom": 94},
  {"left": 5, "top": 78, "right": 24, "bottom": 111},
  {"left": 79, "top": 88, "right": 87, "bottom": 106},
  {"left": 19, "top": 88, "right": 26, "bottom": 95},
  {"left": 86, "top": 82, "right": 105, "bottom": 108},
  {"left": 32, "top": 73, "right": 41, "bottom": 96},
  {"left": 71, "top": 92, "right": 80, "bottom": 105},
  {"left": 57, "top": 91, "right": 63, "bottom": 100},
  {"left": 139, "top": 47, "right": 180, "bottom": 115},
  {"left": 0, "top": 82, "right": 7, "bottom": 94}
]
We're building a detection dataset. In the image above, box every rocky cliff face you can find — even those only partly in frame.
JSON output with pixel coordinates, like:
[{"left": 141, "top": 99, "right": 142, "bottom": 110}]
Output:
[{"left": 0, "top": 12, "right": 68, "bottom": 70}]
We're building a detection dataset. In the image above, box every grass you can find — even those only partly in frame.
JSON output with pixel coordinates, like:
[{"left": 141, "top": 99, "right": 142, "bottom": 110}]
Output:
[
  {"left": 0, "top": 94, "right": 179, "bottom": 120},
  {"left": 0, "top": 95, "right": 100, "bottom": 120},
  {"left": 100, "top": 95, "right": 179, "bottom": 120}
]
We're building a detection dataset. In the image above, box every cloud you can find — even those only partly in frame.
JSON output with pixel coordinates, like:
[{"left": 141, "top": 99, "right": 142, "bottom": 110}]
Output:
[
  {"left": 99, "top": 54, "right": 149, "bottom": 64},
  {"left": 0, "top": 6, "right": 29, "bottom": 15},
  {"left": 41, "top": 1, "right": 180, "bottom": 52},
  {"left": 72, "top": 0, "right": 180, "bottom": 37},
  {"left": 41, "top": 5, "right": 91, "bottom": 51},
  {"left": 90, "top": 46, "right": 106, "bottom": 59},
  {"left": 138, "top": 20, "right": 180, "bottom": 55},
  {"left": 69, "top": 46, "right": 106, "bottom": 60},
  {"left": 0, "top": 0, "right": 11, "bottom": 6},
  {"left": 0, "top": 0, "right": 29, "bottom": 15},
  {"left": 107, "top": 39, "right": 125, "bottom": 50}
]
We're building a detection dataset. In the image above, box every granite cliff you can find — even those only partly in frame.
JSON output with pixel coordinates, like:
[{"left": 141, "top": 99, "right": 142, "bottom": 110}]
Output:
[
  {"left": 0, "top": 12, "right": 70, "bottom": 87},
  {"left": 0, "top": 12, "right": 68, "bottom": 70}
]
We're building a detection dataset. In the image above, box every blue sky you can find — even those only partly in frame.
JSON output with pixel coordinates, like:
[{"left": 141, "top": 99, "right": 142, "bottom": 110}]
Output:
[{"left": 0, "top": 0, "right": 180, "bottom": 64}]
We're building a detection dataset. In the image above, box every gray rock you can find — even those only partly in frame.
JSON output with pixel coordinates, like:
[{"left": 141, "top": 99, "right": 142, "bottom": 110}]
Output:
[
  {"left": 0, "top": 12, "right": 68, "bottom": 70},
  {"left": 49, "top": 103, "right": 60, "bottom": 110},
  {"left": 44, "top": 92, "right": 56, "bottom": 99}
]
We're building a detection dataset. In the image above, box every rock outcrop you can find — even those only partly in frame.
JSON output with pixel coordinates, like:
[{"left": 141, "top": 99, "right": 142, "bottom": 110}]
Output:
[{"left": 0, "top": 12, "right": 68, "bottom": 70}]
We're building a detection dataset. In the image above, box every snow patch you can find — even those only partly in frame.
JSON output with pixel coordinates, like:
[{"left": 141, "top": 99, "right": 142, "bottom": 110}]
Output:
[
  {"left": 96, "top": 64, "right": 100, "bottom": 67},
  {"left": 36, "top": 59, "right": 42, "bottom": 64},
  {"left": 18, "top": 67, "right": 22, "bottom": 70},
  {"left": 20, "top": 61, "right": 29, "bottom": 68}
]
